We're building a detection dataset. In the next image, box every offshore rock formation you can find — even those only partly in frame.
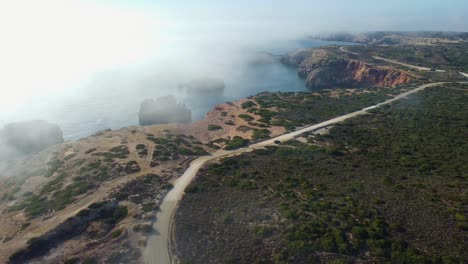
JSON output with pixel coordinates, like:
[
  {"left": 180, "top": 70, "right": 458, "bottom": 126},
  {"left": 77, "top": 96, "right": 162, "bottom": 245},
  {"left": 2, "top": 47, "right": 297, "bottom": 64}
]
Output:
[
  {"left": 138, "top": 95, "right": 192, "bottom": 126},
  {"left": 0, "top": 120, "right": 63, "bottom": 159},
  {"left": 282, "top": 49, "right": 410, "bottom": 89},
  {"left": 178, "top": 78, "right": 225, "bottom": 95}
]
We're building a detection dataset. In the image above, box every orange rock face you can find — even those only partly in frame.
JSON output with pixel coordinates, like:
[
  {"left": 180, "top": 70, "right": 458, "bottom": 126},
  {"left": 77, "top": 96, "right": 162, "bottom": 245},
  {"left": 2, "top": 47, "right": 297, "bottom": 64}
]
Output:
[{"left": 304, "top": 59, "right": 411, "bottom": 89}]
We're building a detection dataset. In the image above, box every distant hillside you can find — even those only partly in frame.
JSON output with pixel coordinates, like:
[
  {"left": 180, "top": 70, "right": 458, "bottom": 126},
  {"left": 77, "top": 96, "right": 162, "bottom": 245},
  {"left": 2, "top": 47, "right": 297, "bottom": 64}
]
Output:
[{"left": 314, "top": 31, "right": 468, "bottom": 45}]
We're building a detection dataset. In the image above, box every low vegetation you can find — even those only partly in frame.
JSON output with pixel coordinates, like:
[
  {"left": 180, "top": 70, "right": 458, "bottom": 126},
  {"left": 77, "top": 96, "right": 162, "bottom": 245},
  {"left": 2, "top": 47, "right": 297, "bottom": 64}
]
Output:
[
  {"left": 348, "top": 42, "right": 468, "bottom": 72},
  {"left": 253, "top": 88, "right": 398, "bottom": 130},
  {"left": 224, "top": 136, "right": 250, "bottom": 150},
  {"left": 175, "top": 86, "right": 467, "bottom": 263},
  {"left": 148, "top": 133, "right": 208, "bottom": 164},
  {"left": 208, "top": 124, "right": 223, "bottom": 131}
]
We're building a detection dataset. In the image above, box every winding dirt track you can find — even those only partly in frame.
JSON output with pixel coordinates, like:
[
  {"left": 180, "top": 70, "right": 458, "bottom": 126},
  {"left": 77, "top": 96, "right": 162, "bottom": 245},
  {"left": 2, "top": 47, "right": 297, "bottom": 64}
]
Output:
[
  {"left": 143, "top": 82, "right": 447, "bottom": 264},
  {"left": 372, "top": 56, "right": 446, "bottom": 72},
  {"left": 339, "top": 46, "right": 448, "bottom": 73}
]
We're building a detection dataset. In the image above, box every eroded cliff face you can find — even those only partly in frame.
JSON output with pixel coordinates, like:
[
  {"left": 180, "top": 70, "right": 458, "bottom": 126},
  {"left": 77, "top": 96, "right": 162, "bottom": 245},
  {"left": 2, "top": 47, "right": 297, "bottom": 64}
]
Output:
[
  {"left": 282, "top": 49, "right": 411, "bottom": 89},
  {"left": 304, "top": 59, "right": 411, "bottom": 89}
]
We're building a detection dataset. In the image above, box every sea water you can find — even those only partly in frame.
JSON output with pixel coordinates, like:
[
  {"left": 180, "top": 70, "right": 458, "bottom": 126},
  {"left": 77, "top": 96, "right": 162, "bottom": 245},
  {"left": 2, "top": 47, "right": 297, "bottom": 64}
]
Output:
[{"left": 3, "top": 39, "right": 350, "bottom": 140}]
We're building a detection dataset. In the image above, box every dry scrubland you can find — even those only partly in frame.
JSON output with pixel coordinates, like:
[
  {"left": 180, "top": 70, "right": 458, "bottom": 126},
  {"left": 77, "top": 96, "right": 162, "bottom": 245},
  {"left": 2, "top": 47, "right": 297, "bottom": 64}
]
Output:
[
  {"left": 0, "top": 32, "right": 467, "bottom": 263},
  {"left": 175, "top": 85, "right": 467, "bottom": 263}
]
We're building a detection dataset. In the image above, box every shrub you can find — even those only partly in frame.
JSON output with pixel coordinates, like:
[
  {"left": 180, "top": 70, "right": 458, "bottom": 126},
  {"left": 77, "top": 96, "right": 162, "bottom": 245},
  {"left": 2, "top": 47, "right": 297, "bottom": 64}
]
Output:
[
  {"left": 133, "top": 224, "right": 153, "bottom": 234},
  {"left": 238, "top": 114, "right": 254, "bottom": 121},
  {"left": 208, "top": 124, "right": 223, "bottom": 131},
  {"left": 252, "top": 129, "right": 271, "bottom": 140},
  {"left": 111, "top": 206, "right": 128, "bottom": 223},
  {"left": 136, "top": 144, "right": 146, "bottom": 150},
  {"left": 21, "top": 222, "right": 31, "bottom": 230},
  {"left": 46, "top": 158, "right": 64, "bottom": 177},
  {"left": 142, "top": 202, "right": 156, "bottom": 212},
  {"left": 64, "top": 258, "right": 79, "bottom": 264},
  {"left": 111, "top": 229, "right": 123, "bottom": 238},
  {"left": 253, "top": 226, "right": 274, "bottom": 238},
  {"left": 241, "top": 101, "right": 257, "bottom": 109},
  {"left": 225, "top": 136, "right": 249, "bottom": 150},
  {"left": 222, "top": 214, "right": 234, "bottom": 224},
  {"left": 82, "top": 257, "right": 98, "bottom": 264},
  {"left": 85, "top": 148, "right": 97, "bottom": 154}
]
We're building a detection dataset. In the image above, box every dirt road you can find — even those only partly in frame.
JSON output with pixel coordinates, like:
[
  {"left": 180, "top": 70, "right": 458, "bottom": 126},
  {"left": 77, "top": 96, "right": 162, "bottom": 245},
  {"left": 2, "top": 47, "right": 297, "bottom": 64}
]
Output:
[
  {"left": 339, "top": 46, "right": 359, "bottom": 55},
  {"left": 143, "top": 82, "right": 446, "bottom": 264},
  {"left": 338, "top": 46, "right": 445, "bottom": 72},
  {"left": 372, "top": 56, "right": 446, "bottom": 72}
]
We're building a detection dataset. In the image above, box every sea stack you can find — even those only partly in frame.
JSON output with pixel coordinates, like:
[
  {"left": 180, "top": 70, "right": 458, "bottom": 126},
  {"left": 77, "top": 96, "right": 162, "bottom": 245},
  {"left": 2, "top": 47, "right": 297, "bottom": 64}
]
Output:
[
  {"left": 178, "top": 77, "right": 225, "bottom": 95},
  {"left": 138, "top": 95, "right": 192, "bottom": 126},
  {"left": 0, "top": 120, "right": 64, "bottom": 159}
]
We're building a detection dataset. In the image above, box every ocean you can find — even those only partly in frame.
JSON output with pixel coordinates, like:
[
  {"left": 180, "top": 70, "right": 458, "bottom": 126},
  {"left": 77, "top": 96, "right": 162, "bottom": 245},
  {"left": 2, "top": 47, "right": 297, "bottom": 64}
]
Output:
[{"left": 4, "top": 39, "right": 350, "bottom": 141}]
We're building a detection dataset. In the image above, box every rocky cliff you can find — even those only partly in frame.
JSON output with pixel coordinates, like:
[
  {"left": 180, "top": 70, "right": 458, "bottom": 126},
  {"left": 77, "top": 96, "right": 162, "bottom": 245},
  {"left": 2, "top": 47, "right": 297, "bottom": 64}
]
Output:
[
  {"left": 304, "top": 59, "right": 411, "bottom": 88},
  {"left": 138, "top": 95, "right": 192, "bottom": 126},
  {"left": 282, "top": 49, "right": 411, "bottom": 89},
  {"left": 178, "top": 77, "right": 225, "bottom": 95}
]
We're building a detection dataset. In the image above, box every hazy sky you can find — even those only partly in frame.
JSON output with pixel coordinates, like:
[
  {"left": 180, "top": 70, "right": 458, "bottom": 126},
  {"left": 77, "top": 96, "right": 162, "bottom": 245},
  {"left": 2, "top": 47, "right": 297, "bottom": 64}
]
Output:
[{"left": 0, "top": 0, "right": 467, "bottom": 116}]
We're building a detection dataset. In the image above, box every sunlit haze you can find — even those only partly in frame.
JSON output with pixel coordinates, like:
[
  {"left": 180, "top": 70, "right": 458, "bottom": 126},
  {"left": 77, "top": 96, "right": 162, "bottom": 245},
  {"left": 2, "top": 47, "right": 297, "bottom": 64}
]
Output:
[
  {"left": 0, "top": 0, "right": 467, "bottom": 135},
  {"left": 0, "top": 1, "right": 160, "bottom": 113}
]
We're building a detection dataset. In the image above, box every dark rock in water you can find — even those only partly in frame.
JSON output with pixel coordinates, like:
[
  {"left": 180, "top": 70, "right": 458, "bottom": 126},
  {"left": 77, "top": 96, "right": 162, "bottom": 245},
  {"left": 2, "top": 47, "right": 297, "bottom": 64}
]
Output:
[
  {"left": 0, "top": 120, "right": 63, "bottom": 159},
  {"left": 138, "top": 95, "right": 192, "bottom": 126},
  {"left": 178, "top": 77, "right": 225, "bottom": 95}
]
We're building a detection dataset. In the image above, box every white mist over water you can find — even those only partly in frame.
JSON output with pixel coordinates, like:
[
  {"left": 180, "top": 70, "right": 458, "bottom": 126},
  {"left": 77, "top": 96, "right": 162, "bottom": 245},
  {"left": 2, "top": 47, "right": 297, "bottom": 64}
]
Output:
[
  {"left": 6, "top": 0, "right": 463, "bottom": 140},
  {"left": 4, "top": 38, "right": 342, "bottom": 140},
  {"left": 0, "top": 1, "right": 336, "bottom": 140}
]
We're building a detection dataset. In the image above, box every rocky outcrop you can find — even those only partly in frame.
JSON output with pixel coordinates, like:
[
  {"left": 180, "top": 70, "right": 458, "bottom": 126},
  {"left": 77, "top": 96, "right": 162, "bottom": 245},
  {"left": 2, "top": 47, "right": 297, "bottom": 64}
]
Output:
[
  {"left": 0, "top": 121, "right": 63, "bottom": 159},
  {"left": 282, "top": 49, "right": 411, "bottom": 89},
  {"left": 138, "top": 95, "right": 192, "bottom": 126},
  {"left": 282, "top": 48, "right": 328, "bottom": 67},
  {"left": 178, "top": 78, "right": 225, "bottom": 95},
  {"left": 304, "top": 59, "right": 411, "bottom": 89}
]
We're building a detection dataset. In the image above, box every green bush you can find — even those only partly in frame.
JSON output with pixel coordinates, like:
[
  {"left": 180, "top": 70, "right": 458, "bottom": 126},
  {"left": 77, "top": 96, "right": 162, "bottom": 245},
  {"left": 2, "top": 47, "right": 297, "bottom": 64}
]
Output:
[
  {"left": 222, "top": 214, "right": 234, "bottom": 224},
  {"left": 208, "top": 124, "right": 223, "bottom": 131},
  {"left": 252, "top": 129, "right": 271, "bottom": 140},
  {"left": 111, "top": 206, "right": 128, "bottom": 223},
  {"left": 225, "top": 136, "right": 249, "bottom": 150},
  {"left": 111, "top": 229, "right": 123, "bottom": 238},
  {"left": 46, "top": 158, "right": 64, "bottom": 177},
  {"left": 136, "top": 144, "right": 146, "bottom": 150},
  {"left": 63, "top": 258, "right": 79, "bottom": 264},
  {"left": 241, "top": 101, "right": 257, "bottom": 109},
  {"left": 133, "top": 224, "right": 153, "bottom": 234},
  {"left": 81, "top": 257, "right": 98, "bottom": 264},
  {"left": 238, "top": 114, "right": 254, "bottom": 121}
]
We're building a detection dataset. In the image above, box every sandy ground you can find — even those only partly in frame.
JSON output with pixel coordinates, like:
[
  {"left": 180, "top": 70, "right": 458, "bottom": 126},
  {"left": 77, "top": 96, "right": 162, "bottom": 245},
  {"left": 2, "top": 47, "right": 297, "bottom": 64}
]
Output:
[
  {"left": 0, "top": 94, "right": 287, "bottom": 262},
  {"left": 158, "top": 98, "right": 286, "bottom": 142}
]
